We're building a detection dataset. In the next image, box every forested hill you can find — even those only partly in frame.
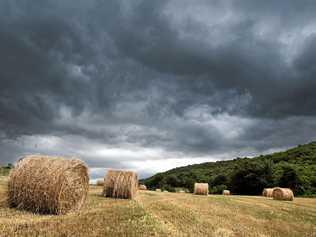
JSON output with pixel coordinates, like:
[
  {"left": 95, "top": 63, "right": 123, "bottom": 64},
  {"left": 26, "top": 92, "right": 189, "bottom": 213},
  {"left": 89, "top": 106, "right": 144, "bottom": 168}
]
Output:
[
  {"left": 143, "top": 141, "right": 316, "bottom": 196},
  {"left": 0, "top": 164, "right": 13, "bottom": 176}
]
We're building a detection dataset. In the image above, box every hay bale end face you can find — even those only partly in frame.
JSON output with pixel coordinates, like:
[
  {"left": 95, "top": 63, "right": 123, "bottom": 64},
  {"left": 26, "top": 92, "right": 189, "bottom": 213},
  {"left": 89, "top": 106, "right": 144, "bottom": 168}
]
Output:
[
  {"left": 262, "top": 188, "right": 274, "bottom": 197},
  {"left": 194, "top": 183, "right": 209, "bottom": 195},
  {"left": 103, "top": 170, "right": 138, "bottom": 199},
  {"left": 8, "top": 155, "right": 89, "bottom": 215},
  {"left": 272, "top": 188, "right": 294, "bottom": 201},
  {"left": 139, "top": 184, "right": 147, "bottom": 190},
  {"left": 222, "top": 190, "right": 230, "bottom": 195}
]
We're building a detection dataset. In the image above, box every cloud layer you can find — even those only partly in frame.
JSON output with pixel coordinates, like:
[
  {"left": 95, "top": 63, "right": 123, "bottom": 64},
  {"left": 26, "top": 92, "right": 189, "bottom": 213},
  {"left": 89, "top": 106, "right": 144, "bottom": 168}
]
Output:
[{"left": 1, "top": 0, "right": 316, "bottom": 178}]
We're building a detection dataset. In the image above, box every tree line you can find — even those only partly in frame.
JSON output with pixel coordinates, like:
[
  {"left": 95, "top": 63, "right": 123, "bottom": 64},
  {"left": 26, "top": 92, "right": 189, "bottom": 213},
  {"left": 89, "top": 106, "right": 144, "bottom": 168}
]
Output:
[{"left": 144, "top": 142, "right": 316, "bottom": 196}]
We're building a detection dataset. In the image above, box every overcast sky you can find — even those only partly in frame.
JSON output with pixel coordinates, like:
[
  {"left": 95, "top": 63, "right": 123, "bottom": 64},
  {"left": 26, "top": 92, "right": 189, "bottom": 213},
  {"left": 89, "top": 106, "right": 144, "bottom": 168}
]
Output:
[{"left": 1, "top": 0, "right": 316, "bottom": 179}]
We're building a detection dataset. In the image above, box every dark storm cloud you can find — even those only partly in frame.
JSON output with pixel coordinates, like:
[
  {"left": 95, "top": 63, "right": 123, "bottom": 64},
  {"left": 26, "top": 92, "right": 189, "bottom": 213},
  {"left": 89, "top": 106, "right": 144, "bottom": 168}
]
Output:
[
  {"left": 1, "top": 0, "right": 316, "bottom": 176},
  {"left": 99, "top": 0, "right": 316, "bottom": 118}
]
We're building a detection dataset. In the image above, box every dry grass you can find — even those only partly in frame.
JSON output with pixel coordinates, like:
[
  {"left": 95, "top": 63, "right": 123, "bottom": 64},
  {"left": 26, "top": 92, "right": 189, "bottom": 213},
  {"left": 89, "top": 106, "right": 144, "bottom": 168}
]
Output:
[
  {"left": 8, "top": 155, "right": 89, "bottom": 215},
  {"left": 0, "top": 182, "right": 165, "bottom": 237},
  {"left": 136, "top": 192, "right": 316, "bottom": 237},
  {"left": 0, "top": 178, "right": 315, "bottom": 236}
]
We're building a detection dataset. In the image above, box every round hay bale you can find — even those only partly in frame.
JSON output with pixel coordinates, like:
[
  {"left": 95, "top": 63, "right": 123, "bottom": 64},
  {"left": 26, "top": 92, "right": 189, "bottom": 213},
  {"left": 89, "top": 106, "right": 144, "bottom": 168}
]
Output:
[
  {"left": 155, "top": 189, "right": 161, "bottom": 192},
  {"left": 222, "top": 190, "right": 230, "bottom": 195},
  {"left": 272, "top": 188, "right": 294, "bottom": 201},
  {"left": 96, "top": 179, "right": 104, "bottom": 186},
  {"left": 139, "top": 184, "right": 147, "bottom": 190},
  {"left": 103, "top": 170, "right": 138, "bottom": 199},
  {"left": 194, "top": 183, "right": 209, "bottom": 195},
  {"left": 8, "top": 155, "right": 89, "bottom": 215},
  {"left": 262, "top": 188, "right": 274, "bottom": 197}
]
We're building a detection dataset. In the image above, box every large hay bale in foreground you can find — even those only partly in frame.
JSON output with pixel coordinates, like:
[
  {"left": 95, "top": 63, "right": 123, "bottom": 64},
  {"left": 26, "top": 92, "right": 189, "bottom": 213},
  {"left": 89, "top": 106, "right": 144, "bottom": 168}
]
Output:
[
  {"left": 194, "top": 183, "right": 209, "bottom": 195},
  {"left": 96, "top": 179, "right": 104, "bottom": 186},
  {"left": 8, "top": 155, "right": 89, "bottom": 215},
  {"left": 139, "top": 184, "right": 147, "bottom": 190},
  {"left": 222, "top": 190, "right": 230, "bottom": 195},
  {"left": 272, "top": 188, "right": 294, "bottom": 201},
  {"left": 262, "top": 188, "right": 274, "bottom": 197},
  {"left": 103, "top": 170, "right": 138, "bottom": 199}
]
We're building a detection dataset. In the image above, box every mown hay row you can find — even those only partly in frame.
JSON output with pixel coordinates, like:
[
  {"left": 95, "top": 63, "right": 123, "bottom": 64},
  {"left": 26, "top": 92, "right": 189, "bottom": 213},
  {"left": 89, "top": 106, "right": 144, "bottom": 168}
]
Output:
[
  {"left": 103, "top": 170, "right": 138, "bottom": 199},
  {"left": 8, "top": 155, "right": 89, "bottom": 215},
  {"left": 272, "top": 188, "right": 294, "bottom": 201},
  {"left": 194, "top": 183, "right": 209, "bottom": 195}
]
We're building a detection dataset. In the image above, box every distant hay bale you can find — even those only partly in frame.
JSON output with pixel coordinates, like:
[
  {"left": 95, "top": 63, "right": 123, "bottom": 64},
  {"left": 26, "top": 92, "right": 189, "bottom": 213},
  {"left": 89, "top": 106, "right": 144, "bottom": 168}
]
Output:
[
  {"left": 155, "top": 189, "right": 161, "bottom": 192},
  {"left": 222, "top": 190, "right": 230, "bottom": 195},
  {"left": 139, "top": 184, "right": 147, "bottom": 190},
  {"left": 272, "top": 188, "right": 294, "bottom": 201},
  {"left": 103, "top": 170, "right": 138, "bottom": 199},
  {"left": 194, "top": 183, "right": 209, "bottom": 195},
  {"left": 8, "top": 155, "right": 89, "bottom": 215},
  {"left": 96, "top": 179, "right": 104, "bottom": 186},
  {"left": 163, "top": 190, "right": 168, "bottom": 193},
  {"left": 262, "top": 188, "right": 274, "bottom": 197}
]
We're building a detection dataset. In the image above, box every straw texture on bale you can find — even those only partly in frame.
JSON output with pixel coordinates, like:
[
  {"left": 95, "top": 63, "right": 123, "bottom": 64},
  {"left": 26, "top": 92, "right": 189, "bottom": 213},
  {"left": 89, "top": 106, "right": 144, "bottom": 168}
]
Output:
[
  {"left": 96, "top": 179, "right": 104, "bottom": 186},
  {"left": 8, "top": 155, "right": 89, "bottom": 215},
  {"left": 103, "top": 170, "right": 138, "bottom": 199},
  {"left": 262, "top": 188, "right": 274, "bottom": 197},
  {"left": 139, "top": 184, "right": 147, "bottom": 190},
  {"left": 222, "top": 190, "right": 230, "bottom": 195},
  {"left": 194, "top": 183, "right": 209, "bottom": 195},
  {"left": 272, "top": 188, "right": 294, "bottom": 201}
]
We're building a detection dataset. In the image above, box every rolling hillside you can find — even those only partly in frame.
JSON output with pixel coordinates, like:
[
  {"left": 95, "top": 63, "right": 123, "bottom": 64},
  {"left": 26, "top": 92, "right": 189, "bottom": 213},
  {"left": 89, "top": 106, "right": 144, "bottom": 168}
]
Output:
[{"left": 144, "top": 142, "right": 316, "bottom": 196}]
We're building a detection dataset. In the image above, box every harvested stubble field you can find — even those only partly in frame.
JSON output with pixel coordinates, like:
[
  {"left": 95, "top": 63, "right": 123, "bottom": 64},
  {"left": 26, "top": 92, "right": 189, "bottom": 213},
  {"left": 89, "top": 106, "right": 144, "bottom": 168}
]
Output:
[{"left": 0, "top": 178, "right": 315, "bottom": 237}]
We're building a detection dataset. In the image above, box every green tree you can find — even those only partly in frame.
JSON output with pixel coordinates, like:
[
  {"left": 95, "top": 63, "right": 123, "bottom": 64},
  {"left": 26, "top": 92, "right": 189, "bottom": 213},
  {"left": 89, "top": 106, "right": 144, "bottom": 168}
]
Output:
[
  {"left": 165, "top": 175, "right": 180, "bottom": 187},
  {"left": 262, "top": 160, "right": 274, "bottom": 186},
  {"left": 210, "top": 184, "right": 227, "bottom": 194},
  {"left": 211, "top": 174, "right": 228, "bottom": 186},
  {"left": 144, "top": 174, "right": 163, "bottom": 189},
  {"left": 230, "top": 163, "right": 268, "bottom": 195},
  {"left": 278, "top": 166, "right": 303, "bottom": 195}
]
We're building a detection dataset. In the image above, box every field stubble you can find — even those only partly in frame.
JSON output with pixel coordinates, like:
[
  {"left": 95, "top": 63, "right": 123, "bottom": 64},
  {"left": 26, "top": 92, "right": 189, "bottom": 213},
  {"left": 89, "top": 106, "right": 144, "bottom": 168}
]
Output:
[{"left": 0, "top": 177, "right": 315, "bottom": 237}]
